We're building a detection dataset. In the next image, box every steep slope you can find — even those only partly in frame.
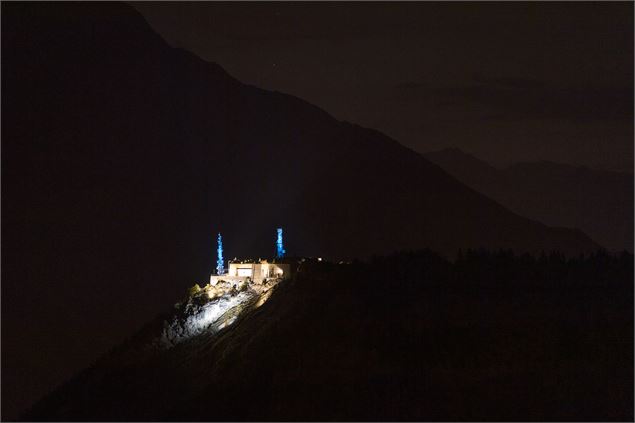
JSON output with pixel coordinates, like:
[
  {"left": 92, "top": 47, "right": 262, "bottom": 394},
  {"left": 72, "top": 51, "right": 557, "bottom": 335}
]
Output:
[
  {"left": 22, "top": 254, "right": 634, "bottom": 421},
  {"left": 2, "top": 3, "right": 601, "bottom": 417},
  {"left": 425, "top": 148, "right": 633, "bottom": 252}
]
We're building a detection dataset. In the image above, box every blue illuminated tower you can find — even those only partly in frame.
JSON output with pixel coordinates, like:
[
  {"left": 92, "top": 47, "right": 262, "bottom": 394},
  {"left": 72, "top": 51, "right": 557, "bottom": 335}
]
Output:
[
  {"left": 216, "top": 233, "right": 225, "bottom": 275},
  {"left": 276, "top": 228, "right": 286, "bottom": 259}
]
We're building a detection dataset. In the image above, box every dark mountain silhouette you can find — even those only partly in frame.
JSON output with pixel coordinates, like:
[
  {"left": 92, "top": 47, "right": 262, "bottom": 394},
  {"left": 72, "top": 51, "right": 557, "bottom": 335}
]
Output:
[
  {"left": 2, "top": 2, "right": 600, "bottom": 278},
  {"left": 2, "top": 3, "right": 604, "bottom": 418},
  {"left": 424, "top": 148, "right": 633, "bottom": 252},
  {"left": 21, "top": 252, "right": 634, "bottom": 421}
]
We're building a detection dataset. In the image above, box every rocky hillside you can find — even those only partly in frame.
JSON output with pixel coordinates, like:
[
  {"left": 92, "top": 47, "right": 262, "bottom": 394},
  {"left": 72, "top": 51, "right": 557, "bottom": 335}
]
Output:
[{"left": 22, "top": 252, "right": 633, "bottom": 421}]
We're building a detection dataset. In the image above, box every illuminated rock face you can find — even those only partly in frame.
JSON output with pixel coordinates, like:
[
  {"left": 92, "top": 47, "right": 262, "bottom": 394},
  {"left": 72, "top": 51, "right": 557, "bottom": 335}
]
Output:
[
  {"left": 159, "top": 277, "right": 281, "bottom": 348},
  {"left": 160, "top": 290, "right": 253, "bottom": 348}
]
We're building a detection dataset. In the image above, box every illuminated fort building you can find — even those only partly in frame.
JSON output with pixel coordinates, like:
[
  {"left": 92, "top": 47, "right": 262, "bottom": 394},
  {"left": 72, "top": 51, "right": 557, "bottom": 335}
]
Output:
[{"left": 209, "top": 228, "right": 291, "bottom": 285}]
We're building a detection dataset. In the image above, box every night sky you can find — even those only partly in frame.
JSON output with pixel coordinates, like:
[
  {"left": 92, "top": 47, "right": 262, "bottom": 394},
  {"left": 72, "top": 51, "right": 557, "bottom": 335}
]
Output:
[{"left": 134, "top": 1, "right": 633, "bottom": 172}]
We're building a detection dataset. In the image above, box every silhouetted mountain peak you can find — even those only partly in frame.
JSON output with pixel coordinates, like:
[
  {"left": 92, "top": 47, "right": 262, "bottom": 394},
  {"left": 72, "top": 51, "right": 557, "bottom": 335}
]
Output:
[{"left": 3, "top": 1, "right": 601, "bottom": 276}]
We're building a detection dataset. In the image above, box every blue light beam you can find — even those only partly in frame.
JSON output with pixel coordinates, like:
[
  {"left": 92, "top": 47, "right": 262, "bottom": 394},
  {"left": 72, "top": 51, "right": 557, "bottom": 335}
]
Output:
[
  {"left": 216, "top": 233, "right": 225, "bottom": 275},
  {"left": 276, "top": 228, "right": 286, "bottom": 259}
]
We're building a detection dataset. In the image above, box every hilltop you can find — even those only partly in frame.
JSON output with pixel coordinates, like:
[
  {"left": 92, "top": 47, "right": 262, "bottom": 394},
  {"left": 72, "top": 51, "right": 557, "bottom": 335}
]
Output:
[{"left": 22, "top": 251, "right": 634, "bottom": 421}]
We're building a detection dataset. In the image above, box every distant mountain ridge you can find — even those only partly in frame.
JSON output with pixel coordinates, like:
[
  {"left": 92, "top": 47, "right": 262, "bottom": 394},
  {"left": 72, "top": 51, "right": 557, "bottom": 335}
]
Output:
[{"left": 425, "top": 148, "right": 633, "bottom": 252}]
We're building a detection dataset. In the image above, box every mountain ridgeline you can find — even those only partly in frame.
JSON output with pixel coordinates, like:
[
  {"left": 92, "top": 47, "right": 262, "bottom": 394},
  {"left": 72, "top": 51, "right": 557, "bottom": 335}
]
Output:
[
  {"left": 424, "top": 148, "right": 634, "bottom": 252},
  {"left": 3, "top": 3, "right": 599, "bottom": 287}
]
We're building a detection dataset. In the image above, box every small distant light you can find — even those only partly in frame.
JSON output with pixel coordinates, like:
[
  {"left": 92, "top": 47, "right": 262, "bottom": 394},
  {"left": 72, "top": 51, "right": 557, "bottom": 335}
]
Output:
[{"left": 318, "top": 257, "right": 322, "bottom": 262}]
